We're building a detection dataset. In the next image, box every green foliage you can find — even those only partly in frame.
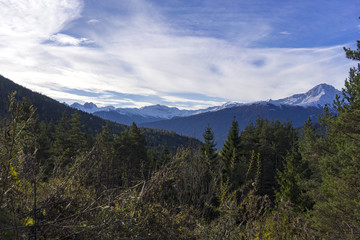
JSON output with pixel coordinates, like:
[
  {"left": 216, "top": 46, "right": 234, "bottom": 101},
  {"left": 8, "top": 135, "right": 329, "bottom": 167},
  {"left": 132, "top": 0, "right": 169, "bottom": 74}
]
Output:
[
  {"left": 112, "top": 122, "right": 148, "bottom": 186},
  {"left": 344, "top": 39, "right": 360, "bottom": 61},
  {"left": 239, "top": 118, "right": 298, "bottom": 198},
  {"left": 299, "top": 37, "right": 360, "bottom": 239},
  {"left": 221, "top": 118, "right": 240, "bottom": 165},
  {"left": 202, "top": 125, "right": 217, "bottom": 162},
  {"left": 221, "top": 118, "right": 241, "bottom": 184},
  {"left": 260, "top": 200, "right": 315, "bottom": 240},
  {"left": 201, "top": 126, "right": 220, "bottom": 185},
  {"left": 275, "top": 146, "right": 312, "bottom": 211},
  {"left": 0, "top": 92, "right": 37, "bottom": 239},
  {"left": 197, "top": 165, "right": 271, "bottom": 240},
  {"left": 0, "top": 90, "right": 333, "bottom": 239}
]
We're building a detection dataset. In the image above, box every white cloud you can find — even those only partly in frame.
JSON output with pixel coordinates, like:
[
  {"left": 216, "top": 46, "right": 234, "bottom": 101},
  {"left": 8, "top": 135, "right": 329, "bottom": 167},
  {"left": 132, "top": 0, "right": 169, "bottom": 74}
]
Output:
[
  {"left": 0, "top": 0, "right": 353, "bottom": 109},
  {"left": 160, "top": 95, "right": 225, "bottom": 110},
  {"left": 49, "top": 33, "right": 92, "bottom": 46},
  {"left": 0, "top": 0, "right": 83, "bottom": 45},
  {"left": 280, "top": 31, "right": 291, "bottom": 35},
  {"left": 87, "top": 19, "right": 100, "bottom": 24}
]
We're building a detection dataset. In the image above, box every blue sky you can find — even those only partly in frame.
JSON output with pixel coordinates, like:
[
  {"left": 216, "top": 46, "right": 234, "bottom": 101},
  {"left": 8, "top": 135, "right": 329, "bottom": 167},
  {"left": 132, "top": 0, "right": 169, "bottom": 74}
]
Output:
[{"left": 0, "top": 0, "right": 359, "bottom": 109}]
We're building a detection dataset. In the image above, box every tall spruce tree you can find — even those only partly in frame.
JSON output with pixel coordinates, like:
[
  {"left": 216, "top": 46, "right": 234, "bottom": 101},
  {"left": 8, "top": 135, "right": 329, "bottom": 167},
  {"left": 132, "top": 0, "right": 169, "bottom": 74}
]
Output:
[
  {"left": 221, "top": 118, "right": 240, "bottom": 163},
  {"left": 202, "top": 125, "right": 218, "bottom": 166},
  {"left": 114, "top": 122, "right": 148, "bottom": 186},
  {"left": 221, "top": 118, "right": 241, "bottom": 183},
  {"left": 201, "top": 126, "right": 219, "bottom": 194},
  {"left": 275, "top": 145, "right": 311, "bottom": 211}
]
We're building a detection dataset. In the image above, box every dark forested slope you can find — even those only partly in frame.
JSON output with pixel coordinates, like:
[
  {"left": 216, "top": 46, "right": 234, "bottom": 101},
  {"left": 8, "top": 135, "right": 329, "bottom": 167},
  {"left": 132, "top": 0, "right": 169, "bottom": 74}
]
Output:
[{"left": 0, "top": 75, "right": 199, "bottom": 149}]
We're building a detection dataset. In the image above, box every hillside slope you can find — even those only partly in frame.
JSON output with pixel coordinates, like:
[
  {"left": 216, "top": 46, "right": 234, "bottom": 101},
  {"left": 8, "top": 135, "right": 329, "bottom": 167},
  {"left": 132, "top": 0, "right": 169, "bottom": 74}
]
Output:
[{"left": 0, "top": 75, "right": 200, "bottom": 149}]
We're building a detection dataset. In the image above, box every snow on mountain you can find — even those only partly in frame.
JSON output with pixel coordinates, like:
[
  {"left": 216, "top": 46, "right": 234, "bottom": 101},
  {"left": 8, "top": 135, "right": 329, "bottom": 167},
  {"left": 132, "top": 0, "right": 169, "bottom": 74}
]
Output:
[
  {"left": 70, "top": 101, "right": 241, "bottom": 120},
  {"left": 203, "top": 101, "right": 244, "bottom": 112},
  {"left": 70, "top": 84, "right": 341, "bottom": 120},
  {"left": 268, "top": 83, "right": 341, "bottom": 107},
  {"left": 115, "top": 104, "right": 197, "bottom": 119},
  {"left": 70, "top": 102, "right": 115, "bottom": 113}
]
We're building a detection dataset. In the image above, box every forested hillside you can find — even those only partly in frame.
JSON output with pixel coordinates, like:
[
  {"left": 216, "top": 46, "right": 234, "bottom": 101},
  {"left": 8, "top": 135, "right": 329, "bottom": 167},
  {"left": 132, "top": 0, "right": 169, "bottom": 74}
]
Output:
[
  {"left": 1, "top": 40, "right": 360, "bottom": 239},
  {"left": 0, "top": 75, "right": 199, "bottom": 150}
]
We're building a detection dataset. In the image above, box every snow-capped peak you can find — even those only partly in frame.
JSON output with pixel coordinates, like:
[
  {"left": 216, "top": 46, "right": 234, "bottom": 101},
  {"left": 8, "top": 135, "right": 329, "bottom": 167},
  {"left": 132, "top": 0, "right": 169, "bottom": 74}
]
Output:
[
  {"left": 132, "top": 104, "right": 195, "bottom": 119},
  {"left": 268, "top": 83, "right": 341, "bottom": 107},
  {"left": 70, "top": 102, "right": 115, "bottom": 113}
]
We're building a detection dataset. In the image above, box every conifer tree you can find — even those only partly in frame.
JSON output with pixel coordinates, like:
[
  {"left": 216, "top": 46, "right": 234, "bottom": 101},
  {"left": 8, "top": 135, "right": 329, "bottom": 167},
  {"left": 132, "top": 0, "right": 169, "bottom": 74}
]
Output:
[
  {"left": 201, "top": 125, "right": 218, "bottom": 168},
  {"left": 94, "top": 125, "right": 115, "bottom": 187},
  {"left": 275, "top": 145, "right": 310, "bottom": 211},
  {"left": 113, "top": 123, "right": 148, "bottom": 186},
  {"left": 53, "top": 111, "right": 70, "bottom": 156},
  {"left": 201, "top": 126, "right": 219, "bottom": 200},
  {"left": 303, "top": 36, "right": 360, "bottom": 238},
  {"left": 221, "top": 118, "right": 241, "bottom": 182},
  {"left": 68, "top": 110, "right": 87, "bottom": 153},
  {"left": 129, "top": 122, "right": 147, "bottom": 180}
]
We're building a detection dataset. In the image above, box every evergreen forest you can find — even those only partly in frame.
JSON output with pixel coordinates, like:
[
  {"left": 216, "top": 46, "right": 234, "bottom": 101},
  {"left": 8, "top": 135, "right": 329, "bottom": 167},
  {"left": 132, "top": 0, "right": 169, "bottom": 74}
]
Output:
[{"left": 1, "top": 39, "right": 360, "bottom": 240}]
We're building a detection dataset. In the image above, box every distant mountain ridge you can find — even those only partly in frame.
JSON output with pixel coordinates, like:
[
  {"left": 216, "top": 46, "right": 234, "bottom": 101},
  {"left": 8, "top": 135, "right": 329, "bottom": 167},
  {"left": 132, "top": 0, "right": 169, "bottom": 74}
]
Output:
[
  {"left": 69, "top": 83, "right": 341, "bottom": 146},
  {"left": 70, "top": 83, "right": 341, "bottom": 124},
  {"left": 70, "top": 101, "right": 244, "bottom": 123},
  {"left": 70, "top": 102, "right": 115, "bottom": 113}
]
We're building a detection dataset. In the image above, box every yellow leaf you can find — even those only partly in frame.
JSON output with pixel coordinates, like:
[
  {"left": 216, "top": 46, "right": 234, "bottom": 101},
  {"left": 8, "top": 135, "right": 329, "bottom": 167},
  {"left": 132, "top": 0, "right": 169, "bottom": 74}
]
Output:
[
  {"left": 23, "top": 217, "right": 34, "bottom": 226},
  {"left": 10, "top": 164, "right": 20, "bottom": 184}
]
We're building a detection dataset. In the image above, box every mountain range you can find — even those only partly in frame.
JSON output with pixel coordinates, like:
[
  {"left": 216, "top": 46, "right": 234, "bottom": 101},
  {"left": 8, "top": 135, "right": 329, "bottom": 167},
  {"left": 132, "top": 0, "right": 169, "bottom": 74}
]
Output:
[
  {"left": 71, "top": 83, "right": 340, "bottom": 121},
  {"left": 70, "top": 83, "right": 341, "bottom": 146},
  {"left": 0, "top": 73, "right": 342, "bottom": 148}
]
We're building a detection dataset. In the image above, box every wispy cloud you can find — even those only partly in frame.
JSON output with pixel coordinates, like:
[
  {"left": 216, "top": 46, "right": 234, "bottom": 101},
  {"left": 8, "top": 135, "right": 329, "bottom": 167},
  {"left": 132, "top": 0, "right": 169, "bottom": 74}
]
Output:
[
  {"left": 280, "top": 31, "right": 291, "bottom": 35},
  {"left": 49, "top": 33, "right": 92, "bottom": 46},
  {"left": 0, "top": 0, "right": 356, "bottom": 109},
  {"left": 87, "top": 19, "right": 100, "bottom": 25}
]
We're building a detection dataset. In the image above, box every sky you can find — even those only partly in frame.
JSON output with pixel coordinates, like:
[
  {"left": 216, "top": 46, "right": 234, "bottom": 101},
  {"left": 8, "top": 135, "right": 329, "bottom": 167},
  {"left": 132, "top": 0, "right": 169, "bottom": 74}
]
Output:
[{"left": 0, "top": 0, "right": 359, "bottom": 109}]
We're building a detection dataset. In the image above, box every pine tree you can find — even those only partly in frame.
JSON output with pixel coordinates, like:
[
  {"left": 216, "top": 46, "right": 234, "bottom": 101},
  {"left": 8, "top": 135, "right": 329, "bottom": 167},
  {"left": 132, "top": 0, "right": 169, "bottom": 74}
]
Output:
[
  {"left": 113, "top": 123, "right": 148, "bottom": 186},
  {"left": 201, "top": 125, "right": 218, "bottom": 168},
  {"left": 68, "top": 110, "right": 87, "bottom": 152},
  {"left": 94, "top": 125, "right": 115, "bottom": 188},
  {"left": 275, "top": 145, "right": 311, "bottom": 211},
  {"left": 221, "top": 118, "right": 241, "bottom": 182},
  {"left": 52, "top": 111, "right": 70, "bottom": 157},
  {"left": 128, "top": 122, "right": 147, "bottom": 180}
]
